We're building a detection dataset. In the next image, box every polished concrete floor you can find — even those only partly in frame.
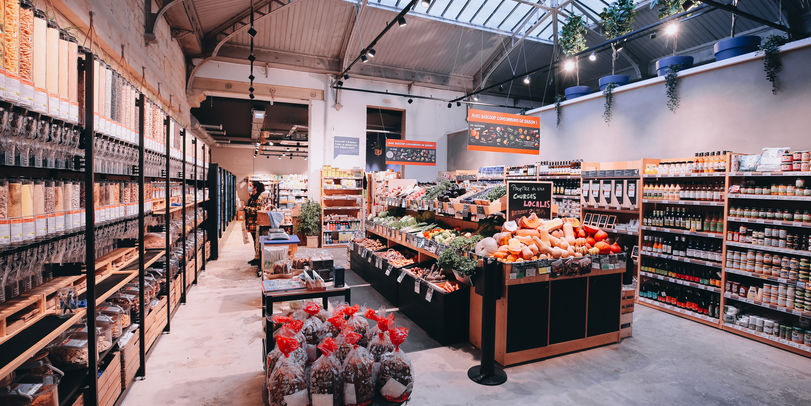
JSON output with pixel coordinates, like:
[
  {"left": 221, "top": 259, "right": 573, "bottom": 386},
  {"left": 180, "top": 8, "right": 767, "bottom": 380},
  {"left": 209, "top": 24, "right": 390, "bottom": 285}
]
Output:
[{"left": 123, "top": 222, "right": 811, "bottom": 406}]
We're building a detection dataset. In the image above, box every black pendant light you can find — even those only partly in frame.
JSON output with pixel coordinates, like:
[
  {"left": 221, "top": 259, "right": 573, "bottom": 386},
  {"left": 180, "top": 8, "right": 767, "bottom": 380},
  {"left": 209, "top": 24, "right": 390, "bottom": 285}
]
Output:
[{"left": 248, "top": 0, "right": 256, "bottom": 100}]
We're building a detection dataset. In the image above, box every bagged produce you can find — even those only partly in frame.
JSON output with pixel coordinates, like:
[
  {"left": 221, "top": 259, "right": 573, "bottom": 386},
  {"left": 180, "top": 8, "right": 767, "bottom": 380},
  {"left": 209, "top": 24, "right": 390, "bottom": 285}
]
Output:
[
  {"left": 267, "top": 318, "right": 307, "bottom": 371},
  {"left": 267, "top": 336, "right": 308, "bottom": 406},
  {"left": 301, "top": 303, "right": 324, "bottom": 362},
  {"left": 378, "top": 328, "right": 413, "bottom": 403},
  {"left": 341, "top": 332, "right": 375, "bottom": 406},
  {"left": 368, "top": 315, "right": 394, "bottom": 362},
  {"left": 309, "top": 337, "right": 342, "bottom": 406},
  {"left": 272, "top": 315, "right": 306, "bottom": 347},
  {"left": 318, "top": 313, "right": 346, "bottom": 341},
  {"left": 343, "top": 305, "right": 369, "bottom": 347}
]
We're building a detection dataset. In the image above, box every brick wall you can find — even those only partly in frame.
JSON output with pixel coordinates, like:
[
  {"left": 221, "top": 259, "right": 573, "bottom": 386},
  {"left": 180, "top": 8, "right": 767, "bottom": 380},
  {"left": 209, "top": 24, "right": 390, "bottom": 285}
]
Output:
[{"left": 33, "top": 0, "right": 190, "bottom": 124}]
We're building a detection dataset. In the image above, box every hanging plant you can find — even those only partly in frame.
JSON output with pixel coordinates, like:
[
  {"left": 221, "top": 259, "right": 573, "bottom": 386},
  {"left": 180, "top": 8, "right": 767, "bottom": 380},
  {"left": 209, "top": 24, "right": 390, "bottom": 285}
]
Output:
[
  {"left": 554, "top": 95, "right": 565, "bottom": 127},
  {"left": 559, "top": 15, "right": 588, "bottom": 86},
  {"left": 649, "top": 0, "right": 691, "bottom": 19},
  {"left": 760, "top": 34, "right": 789, "bottom": 95},
  {"left": 665, "top": 65, "right": 682, "bottom": 112},
  {"left": 599, "top": 0, "right": 636, "bottom": 75},
  {"left": 602, "top": 83, "right": 617, "bottom": 123}
]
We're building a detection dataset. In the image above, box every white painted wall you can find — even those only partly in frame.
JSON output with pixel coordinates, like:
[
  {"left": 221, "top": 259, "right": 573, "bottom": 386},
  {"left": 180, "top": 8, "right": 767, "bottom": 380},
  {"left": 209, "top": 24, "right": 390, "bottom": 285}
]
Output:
[
  {"left": 449, "top": 38, "right": 811, "bottom": 170},
  {"left": 211, "top": 146, "right": 309, "bottom": 202},
  {"left": 194, "top": 61, "right": 470, "bottom": 197}
]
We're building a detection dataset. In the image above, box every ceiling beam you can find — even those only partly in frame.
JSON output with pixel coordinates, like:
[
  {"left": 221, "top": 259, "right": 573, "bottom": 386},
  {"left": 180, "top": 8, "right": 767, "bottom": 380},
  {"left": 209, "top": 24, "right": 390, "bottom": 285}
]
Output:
[
  {"left": 339, "top": 0, "right": 369, "bottom": 73},
  {"left": 181, "top": 0, "right": 206, "bottom": 50},
  {"left": 188, "top": 0, "right": 297, "bottom": 90},
  {"left": 145, "top": 0, "right": 184, "bottom": 43}
]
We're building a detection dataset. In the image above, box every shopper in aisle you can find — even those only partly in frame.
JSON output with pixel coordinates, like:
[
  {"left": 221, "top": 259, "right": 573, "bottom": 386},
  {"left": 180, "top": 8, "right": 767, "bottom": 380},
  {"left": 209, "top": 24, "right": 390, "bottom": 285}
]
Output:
[{"left": 246, "top": 180, "right": 268, "bottom": 266}]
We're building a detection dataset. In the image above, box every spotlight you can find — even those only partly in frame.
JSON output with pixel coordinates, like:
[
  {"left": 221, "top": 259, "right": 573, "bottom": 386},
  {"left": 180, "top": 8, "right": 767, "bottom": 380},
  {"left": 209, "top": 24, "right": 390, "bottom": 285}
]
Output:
[
  {"left": 368, "top": 48, "right": 376, "bottom": 58},
  {"left": 290, "top": 155, "right": 293, "bottom": 160},
  {"left": 664, "top": 22, "right": 679, "bottom": 37},
  {"left": 456, "top": 102, "right": 461, "bottom": 107},
  {"left": 287, "top": 147, "right": 290, "bottom": 151},
  {"left": 563, "top": 60, "right": 575, "bottom": 72},
  {"left": 682, "top": 0, "right": 694, "bottom": 10},
  {"left": 649, "top": 32, "right": 657, "bottom": 39},
  {"left": 588, "top": 52, "right": 596, "bottom": 62},
  {"left": 361, "top": 53, "right": 368, "bottom": 63},
  {"left": 268, "top": 141, "right": 273, "bottom": 146},
  {"left": 344, "top": 74, "right": 349, "bottom": 80},
  {"left": 397, "top": 16, "right": 407, "bottom": 27},
  {"left": 498, "top": 84, "right": 504, "bottom": 91},
  {"left": 304, "top": 156, "right": 307, "bottom": 161},
  {"left": 407, "top": 98, "right": 413, "bottom": 104},
  {"left": 278, "top": 156, "right": 282, "bottom": 160},
  {"left": 249, "top": 94, "right": 255, "bottom": 99},
  {"left": 473, "top": 95, "right": 478, "bottom": 101},
  {"left": 447, "top": 103, "right": 452, "bottom": 108},
  {"left": 337, "top": 80, "right": 343, "bottom": 86},
  {"left": 420, "top": 0, "right": 430, "bottom": 8},
  {"left": 523, "top": 76, "right": 531, "bottom": 85}
]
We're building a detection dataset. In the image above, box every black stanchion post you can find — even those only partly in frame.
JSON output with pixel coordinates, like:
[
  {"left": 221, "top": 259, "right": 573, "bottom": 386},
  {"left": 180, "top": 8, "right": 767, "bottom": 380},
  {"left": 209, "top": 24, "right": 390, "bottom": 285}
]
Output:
[{"left": 468, "top": 258, "right": 507, "bottom": 385}]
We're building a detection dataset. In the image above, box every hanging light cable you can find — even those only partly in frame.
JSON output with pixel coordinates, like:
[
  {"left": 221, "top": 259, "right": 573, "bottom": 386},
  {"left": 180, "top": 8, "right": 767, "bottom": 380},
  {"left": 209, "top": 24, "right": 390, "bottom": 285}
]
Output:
[{"left": 248, "top": 0, "right": 256, "bottom": 100}]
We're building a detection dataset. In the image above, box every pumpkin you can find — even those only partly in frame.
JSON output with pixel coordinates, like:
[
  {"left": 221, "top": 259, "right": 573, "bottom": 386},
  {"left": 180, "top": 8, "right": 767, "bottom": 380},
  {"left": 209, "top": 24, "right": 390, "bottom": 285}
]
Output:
[
  {"left": 519, "top": 213, "right": 541, "bottom": 229},
  {"left": 594, "top": 241, "right": 611, "bottom": 254},
  {"left": 576, "top": 227, "right": 587, "bottom": 238},
  {"left": 494, "top": 232, "right": 511, "bottom": 246},
  {"left": 586, "top": 236, "right": 596, "bottom": 247},
  {"left": 515, "top": 229, "right": 540, "bottom": 238},
  {"left": 492, "top": 251, "right": 508, "bottom": 259},
  {"left": 503, "top": 221, "right": 518, "bottom": 233},
  {"left": 498, "top": 245, "right": 510, "bottom": 253},
  {"left": 508, "top": 238, "right": 524, "bottom": 255},
  {"left": 609, "top": 242, "right": 622, "bottom": 253},
  {"left": 594, "top": 230, "right": 609, "bottom": 242},
  {"left": 515, "top": 235, "right": 534, "bottom": 246},
  {"left": 583, "top": 224, "right": 600, "bottom": 235}
]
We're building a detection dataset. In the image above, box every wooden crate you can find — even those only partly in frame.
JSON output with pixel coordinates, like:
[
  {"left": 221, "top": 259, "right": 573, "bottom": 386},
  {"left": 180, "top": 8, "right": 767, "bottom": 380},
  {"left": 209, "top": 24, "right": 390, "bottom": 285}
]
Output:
[
  {"left": 119, "top": 327, "right": 141, "bottom": 390},
  {"left": 620, "top": 325, "right": 633, "bottom": 338},
  {"left": 145, "top": 297, "right": 168, "bottom": 351},
  {"left": 98, "top": 351, "right": 122, "bottom": 406},
  {"left": 621, "top": 287, "right": 635, "bottom": 314},
  {"left": 620, "top": 312, "right": 633, "bottom": 326},
  {"left": 0, "top": 276, "right": 81, "bottom": 342}
]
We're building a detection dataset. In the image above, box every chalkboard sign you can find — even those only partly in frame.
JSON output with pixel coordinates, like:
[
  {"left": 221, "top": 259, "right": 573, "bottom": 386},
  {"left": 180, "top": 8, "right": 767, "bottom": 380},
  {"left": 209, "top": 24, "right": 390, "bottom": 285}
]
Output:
[{"left": 507, "top": 181, "right": 553, "bottom": 221}]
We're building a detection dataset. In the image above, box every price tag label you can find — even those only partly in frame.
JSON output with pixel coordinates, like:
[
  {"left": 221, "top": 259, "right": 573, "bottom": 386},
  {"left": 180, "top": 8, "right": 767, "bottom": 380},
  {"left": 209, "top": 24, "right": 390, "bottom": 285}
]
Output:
[
  {"left": 414, "top": 280, "right": 421, "bottom": 294},
  {"left": 397, "top": 271, "right": 406, "bottom": 283},
  {"left": 425, "top": 288, "right": 433, "bottom": 302},
  {"left": 385, "top": 265, "right": 393, "bottom": 276},
  {"left": 477, "top": 205, "right": 486, "bottom": 216},
  {"left": 526, "top": 266, "right": 537, "bottom": 278}
]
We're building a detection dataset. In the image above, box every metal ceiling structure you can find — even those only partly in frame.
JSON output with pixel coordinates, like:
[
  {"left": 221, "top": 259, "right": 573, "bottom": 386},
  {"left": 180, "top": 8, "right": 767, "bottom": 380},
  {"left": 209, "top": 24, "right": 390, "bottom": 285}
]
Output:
[{"left": 158, "top": 0, "right": 809, "bottom": 116}]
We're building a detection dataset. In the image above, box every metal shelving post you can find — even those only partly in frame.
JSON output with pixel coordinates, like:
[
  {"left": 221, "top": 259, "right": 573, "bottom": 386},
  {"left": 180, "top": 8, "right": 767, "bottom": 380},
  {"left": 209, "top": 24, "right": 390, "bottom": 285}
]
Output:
[
  {"left": 201, "top": 144, "right": 207, "bottom": 270},
  {"left": 163, "top": 116, "right": 171, "bottom": 333},
  {"left": 192, "top": 137, "right": 198, "bottom": 284},
  {"left": 136, "top": 93, "right": 147, "bottom": 378},
  {"left": 181, "top": 129, "right": 187, "bottom": 303},
  {"left": 81, "top": 49, "right": 99, "bottom": 406}
]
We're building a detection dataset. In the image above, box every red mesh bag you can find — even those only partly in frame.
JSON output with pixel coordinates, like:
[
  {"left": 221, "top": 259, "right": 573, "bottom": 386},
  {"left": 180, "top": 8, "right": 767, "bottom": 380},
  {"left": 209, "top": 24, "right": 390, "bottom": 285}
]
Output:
[
  {"left": 341, "top": 332, "right": 375, "bottom": 406},
  {"left": 267, "top": 336, "right": 308, "bottom": 406},
  {"left": 309, "top": 337, "right": 342, "bottom": 406},
  {"left": 378, "top": 327, "right": 413, "bottom": 403}
]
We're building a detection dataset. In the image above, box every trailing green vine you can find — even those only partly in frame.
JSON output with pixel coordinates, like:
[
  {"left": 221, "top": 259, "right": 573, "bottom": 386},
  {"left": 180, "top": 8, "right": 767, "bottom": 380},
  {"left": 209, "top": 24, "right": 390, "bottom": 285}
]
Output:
[
  {"left": 555, "top": 95, "right": 565, "bottom": 127},
  {"left": 760, "top": 34, "right": 789, "bottom": 95},
  {"left": 665, "top": 65, "right": 682, "bottom": 112},
  {"left": 603, "top": 83, "right": 617, "bottom": 123}
]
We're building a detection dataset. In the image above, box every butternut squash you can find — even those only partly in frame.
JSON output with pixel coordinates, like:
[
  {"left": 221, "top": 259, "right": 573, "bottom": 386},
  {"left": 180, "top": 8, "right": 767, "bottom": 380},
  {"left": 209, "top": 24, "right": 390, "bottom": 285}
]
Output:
[
  {"left": 563, "top": 222, "right": 575, "bottom": 244},
  {"left": 538, "top": 228, "right": 551, "bottom": 246},
  {"left": 515, "top": 228, "right": 541, "bottom": 238}
]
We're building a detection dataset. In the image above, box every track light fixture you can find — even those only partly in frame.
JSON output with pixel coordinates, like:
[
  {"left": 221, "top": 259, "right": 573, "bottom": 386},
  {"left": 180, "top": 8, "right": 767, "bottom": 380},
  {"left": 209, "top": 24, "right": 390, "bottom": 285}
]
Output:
[
  {"left": 523, "top": 76, "right": 531, "bottom": 85},
  {"left": 447, "top": 103, "right": 452, "bottom": 108},
  {"left": 588, "top": 52, "right": 597, "bottom": 62},
  {"left": 361, "top": 53, "right": 368, "bottom": 63},
  {"left": 473, "top": 95, "right": 479, "bottom": 101},
  {"left": 563, "top": 60, "right": 575, "bottom": 72},
  {"left": 664, "top": 22, "right": 679, "bottom": 37},
  {"left": 456, "top": 102, "right": 461, "bottom": 107},
  {"left": 368, "top": 48, "right": 376, "bottom": 58},
  {"left": 278, "top": 156, "right": 282, "bottom": 160},
  {"left": 420, "top": 0, "right": 431, "bottom": 8},
  {"left": 407, "top": 98, "right": 413, "bottom": 104},
  {"left": 337, "top": 80, "right": 344, "bottom": 86},
  {"left": 397, "top": 16, "right": 407, "bottom": 27},
  {"left": 682, "top": 0, "right": 694, "bottom": 10},
  {"left": 344, "top": 74, "right": 349, "bottom": 80}
]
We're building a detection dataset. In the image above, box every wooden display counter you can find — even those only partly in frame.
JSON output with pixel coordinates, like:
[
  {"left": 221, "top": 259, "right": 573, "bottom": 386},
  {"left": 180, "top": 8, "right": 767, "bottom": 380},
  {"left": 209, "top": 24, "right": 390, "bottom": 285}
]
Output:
[{"left": 469, "top": 263, "right": 625, "bottom": 366}]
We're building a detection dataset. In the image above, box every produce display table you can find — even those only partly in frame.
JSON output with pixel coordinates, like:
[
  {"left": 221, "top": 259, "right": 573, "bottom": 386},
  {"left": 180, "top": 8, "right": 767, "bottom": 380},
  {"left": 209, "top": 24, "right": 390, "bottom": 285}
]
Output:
[
  {"left": 469, "top": 262, "right": 625, "bottom": 366},
  {"left": 261, "top": 283, "right": 351, "bottom": 357}
]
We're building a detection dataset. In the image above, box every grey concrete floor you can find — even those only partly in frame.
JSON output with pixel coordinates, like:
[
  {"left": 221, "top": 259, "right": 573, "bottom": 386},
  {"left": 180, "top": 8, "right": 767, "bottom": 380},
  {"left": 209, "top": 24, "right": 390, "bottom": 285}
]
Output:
[{"left": 123, "top": 222, "right": 811, "bottom": 406}]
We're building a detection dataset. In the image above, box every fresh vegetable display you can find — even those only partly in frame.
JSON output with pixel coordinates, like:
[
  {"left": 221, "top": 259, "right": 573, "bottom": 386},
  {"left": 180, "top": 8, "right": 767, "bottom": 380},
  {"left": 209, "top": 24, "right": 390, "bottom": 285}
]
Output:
[
  {"left": 482, "top": 185, "right": 507, "bottom": 202},
  {"left": 405, "top": 264, "right": 462, "bottom": 293},
  {"left": 480, "top": 213, "right": 621, "bottom": 263},
  {"left": 353, "top": 237, "right": 386, "bottom": 251},
  {"left": 375, "top": 249, "right": 416, "bottom": 268}
]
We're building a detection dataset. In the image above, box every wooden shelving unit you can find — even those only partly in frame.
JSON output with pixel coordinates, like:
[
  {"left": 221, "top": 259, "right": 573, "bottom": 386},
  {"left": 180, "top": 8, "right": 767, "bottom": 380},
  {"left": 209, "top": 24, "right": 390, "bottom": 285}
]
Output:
[{"left": 320, "top": 167, "right": 364, "bottom": 247}]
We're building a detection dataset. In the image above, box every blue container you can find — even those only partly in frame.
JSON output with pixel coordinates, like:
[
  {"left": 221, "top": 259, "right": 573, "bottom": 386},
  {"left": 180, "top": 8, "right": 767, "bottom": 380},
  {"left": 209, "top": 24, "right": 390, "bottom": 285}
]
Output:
[
  {"left": 656, "top": 55, "right": 694, "bottom": 77},
  {"left": 599, "top": 75, "right": 630, "bottom": 91},
  {"left": 564, "top": 85, "right": 591, "bottom": 100},
  {"left": 714, "top": 35, "right": 761, "bottom": 61}
]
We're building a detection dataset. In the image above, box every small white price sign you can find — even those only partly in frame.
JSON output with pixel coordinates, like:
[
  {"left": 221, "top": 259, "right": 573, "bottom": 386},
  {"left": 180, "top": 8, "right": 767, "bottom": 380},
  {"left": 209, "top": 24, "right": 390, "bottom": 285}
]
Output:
[
  {"left": 414, "top": 280, "right": 421, "bottom": 294},
  {"left": 425, "top": 288, "right": 433, "bottom": 302},
  {"left": 397, "top": 271, "right": 406, "bottom": 283},
  {"left": 385, "top": 265, "right": 393, "bottom": 276}
]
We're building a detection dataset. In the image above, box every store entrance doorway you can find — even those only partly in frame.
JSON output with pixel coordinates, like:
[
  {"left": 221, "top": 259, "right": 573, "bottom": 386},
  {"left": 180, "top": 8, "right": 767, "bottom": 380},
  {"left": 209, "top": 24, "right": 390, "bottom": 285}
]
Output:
[{"left": 366, "top": 107, "right": 404, "bottom": 173}]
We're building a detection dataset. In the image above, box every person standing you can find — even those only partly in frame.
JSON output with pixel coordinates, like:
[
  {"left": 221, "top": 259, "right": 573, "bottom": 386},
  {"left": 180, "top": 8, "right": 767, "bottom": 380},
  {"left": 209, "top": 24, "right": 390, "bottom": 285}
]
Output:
[{"left": 245, "top": 181, "right": 268, "bottom": 266}]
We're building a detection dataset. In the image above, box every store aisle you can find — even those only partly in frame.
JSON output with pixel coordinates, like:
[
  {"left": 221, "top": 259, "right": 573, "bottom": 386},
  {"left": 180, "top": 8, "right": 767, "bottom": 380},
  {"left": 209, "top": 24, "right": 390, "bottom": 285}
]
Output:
[{"left": 123, "top": 222, "right": 265, "bottom": 406}]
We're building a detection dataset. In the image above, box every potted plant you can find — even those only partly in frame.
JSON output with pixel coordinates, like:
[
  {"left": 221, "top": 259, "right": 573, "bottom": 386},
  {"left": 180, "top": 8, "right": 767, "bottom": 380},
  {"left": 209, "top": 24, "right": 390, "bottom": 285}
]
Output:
[
  {"left": 599, "top": 0, "right": 635, "bottom": 89},
  {"left": 295, "top": 200, "right": 321, "bottom": 248},
  {"left": 651, "top": 0, "right": 694, "bottom": 76},
  {"left": 559, "top": 15, "right": 591, "bottom": 99},
  {"left": 714, "top": 1, "right": 761, "bottom": 61}
]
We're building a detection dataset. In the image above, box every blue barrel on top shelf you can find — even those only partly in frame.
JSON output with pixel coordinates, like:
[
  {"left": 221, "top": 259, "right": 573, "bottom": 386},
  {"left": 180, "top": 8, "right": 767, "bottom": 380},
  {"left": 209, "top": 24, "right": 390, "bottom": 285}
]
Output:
[
  {"left": 564, "top": 85, "right": 591, "bottom": 100},
  {"left": 599, "top": 75, "right": 630, "bottom": 91},
  {"left": 656, "top": 55, "right": 694, "bottom": 76},
  {"left": 714, "top": 35, "right": 761, "bottom": 61}
]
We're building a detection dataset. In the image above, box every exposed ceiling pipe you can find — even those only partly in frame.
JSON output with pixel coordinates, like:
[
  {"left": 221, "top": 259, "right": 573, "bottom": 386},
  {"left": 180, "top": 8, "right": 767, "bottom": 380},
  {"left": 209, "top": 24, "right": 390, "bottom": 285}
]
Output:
[
  {"left": 200, "top": 123, "right": 222, "bottom": 130},
  {"left": 189, "top": 115, "right": 217, "bottom": 145}
]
